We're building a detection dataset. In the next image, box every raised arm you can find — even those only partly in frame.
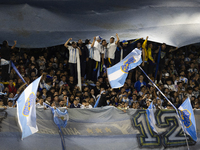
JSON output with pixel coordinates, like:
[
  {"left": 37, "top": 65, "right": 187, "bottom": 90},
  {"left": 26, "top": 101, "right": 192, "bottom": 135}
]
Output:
[
  {"left": 142, "top": 36, "right": 148, "bottom": 50},
  {"left": 154, "top": 46, "right": 160, "bottom": 53},
  {"left": 91, "top": 36, "right": 96, "bottom": 48},
  {"left": 11, "top": 40, "right": 17, "bottom": 49},
  {"left": 115, "top": 33, "right": 120, "bottom": 44},
  {"left": 64, "top": 38, "right": 72, "bottom": 48},
  {"left": 169, "top": 47, "right": 178, "bottom": 53}
]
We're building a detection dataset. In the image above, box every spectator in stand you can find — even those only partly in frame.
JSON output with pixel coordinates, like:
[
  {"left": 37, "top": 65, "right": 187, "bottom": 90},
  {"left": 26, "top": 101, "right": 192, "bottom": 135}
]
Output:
[
  {"left": 64, "top": 38, "right": 82, "bottom": 83},
  {"left": 0, "top": 40, "right": 17, "bottom": 82},
  {"left": 70, "top": 98, "right": 81, "bottom": 108},
  {"left": 134, "top": 74, "right": 146, "bottom": 92},
  {"left": 77, "top": 39, "right": 89, "bottom": 81},
  {"left": 8, "top": 79, "right": 17, "bottom": 95},
  {"left": 107, "top": 33, "right": 120, "bottom": 67}
]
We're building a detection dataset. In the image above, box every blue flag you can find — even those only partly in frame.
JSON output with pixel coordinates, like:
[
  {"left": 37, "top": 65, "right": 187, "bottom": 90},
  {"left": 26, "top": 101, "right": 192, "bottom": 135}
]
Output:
[
  {"left": 107, "top": 48, "right": 142, "bottom": 88},
  {"left": 17, "top": 76, "right": 42, "bottom": 139},
  {"left": 146, "top": 102, "right": 158, "bottom": 133},
  {"left": 178, "top": 97, "right": 197, "bottom": 141}
]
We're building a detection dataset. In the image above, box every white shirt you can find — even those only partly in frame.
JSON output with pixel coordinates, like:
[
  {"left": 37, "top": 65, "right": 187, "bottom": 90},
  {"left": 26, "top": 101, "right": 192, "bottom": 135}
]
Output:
[
  {"left": 86, "top": 44, "right": 94, "bottom": 59},
  {"left": 68, "top": 46, "right": 77, "bottom": 63},
  {"left": 93, "top": 41, "right": 101, "bottom": 62},
  {"left": 101, "top": 46, "right": 108, "bottom": 59},
  {"left": 107, "top": 42, "right": 117, "bottom": 59}
]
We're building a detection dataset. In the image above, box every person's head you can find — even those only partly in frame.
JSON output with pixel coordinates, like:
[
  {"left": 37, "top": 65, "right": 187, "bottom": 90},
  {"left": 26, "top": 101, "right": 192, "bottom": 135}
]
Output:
[
  {"left": 148, "top": 43, "right": 153, "bottom": 49},
  {"left": 85, "top": 39, "right": 91, "bottom": 45},
  {"left": 90, "top": 97, "right": 94, "bottom": 103},
  {"left": 78, "top": 39, "right": 83, "bottom": 45},
  {"left": 69, "top": 76, "right": 74, "bottom": 82},
  {"left": 140, "top": 86, "right": 145, "bottom": 92},
  {"left": 139, "top": 74, "right": 144, "bottom": 81},
  {"left": 98, "top": 76, "right": 103, "bottom": 83},
  {"left": 100, "top": 87, "right": 105, "bottom": 93},
  {"left": 84, "top": 91, "right": 89, "bottom": 97},
  {"left": 132, "top": 94, "right": 137, "bottom": 101},
  {"left": 54, "top": 95, "right": 59, "bottom": 102},
  {"left": 190, "top": 62, "right": 194, "bottom": 68},
  {"left": 71, "top": 41, "right": 77, "bottom": 48},
  {"left": 73, "top": 99, "right": 78, "bottom": 106},
  {"left": 110, "top": 36, "right": 115, "bottom": 43},
  {"left": 102, "top": 39, "right": 107, "bottom": 46},
  {"left": 2, "top": 40, "right": 8, "bottom": 47},
  {"left": 96, "top": 35, "right": 102, "bottom": 43},
  {"left": 39, "top": 98, "right": 44, "bottom": 105},
  {"left": 123, "top": 82, "right": 128, "bottom": 89},
  {"left": 74, "top": 97, "right": 80, "bottom": 103},
  {"left": 59, "top": 100, "right": 64, "bottom": 107},
  {"left": 9, "top": 79, "right": 13, "bottom": 86},
  {"left": 122, "top": 40, "right": 128, "bottom": 47},
  {"left": 179, "top": 71, "right": 185, "bottom": 77},
  {"left": 161, "top": 43, "right": 166, "bottom": 50},
  {"left": 146, "top": 99, "right": 151, "bottom": 107},
  {"left": 157, "top": 98, "right": 162, "bottom": 106},
  {"left": 126, "top": 79, "right": 131, "bottom": 86},
  {"left": 132, "top": 102, "right": 136, "bottom": 109},
  {"left": 82, "top": 99, "right": 86, "bottom": 105},
  {"left": 42, "top": 88, "right": 47, "bottom": 94},
  {"left": 124, "top": 102, "right": 128, "bottom": 107},
  {"left": 8, "top": 100, "right": 13, "bottom": 107},
  {"left": 123, "top": 91, "right": 128, "bottom": 97},
  {"left": 61, "top": 75, "right": 66, "bottom": 82},
  {"left": 30, "top": 56, "right": 35, "bottom": 62},
  {"left": 166, "top": 80, "right": 172, "bottom": 85},
  {"left": 90, "top": 89, "right": 95, "bottom": 95},
  {"left": 96, "top": 81, "right": 100, "bottom": 87},
  {"left": 187, "top": 87, "right": 193, "bottom": 94},
  {"left": 46, "top": 96, "right": 52, "bottom": 103},
  {"left": 153, "top": 98, "right": 157, "bottom": 105},
  {"left": 137, "top": 42, "right": 141, "bottom": 49},
  {"left": 165, "top": 73, "right": 169, "bottom": 78}
]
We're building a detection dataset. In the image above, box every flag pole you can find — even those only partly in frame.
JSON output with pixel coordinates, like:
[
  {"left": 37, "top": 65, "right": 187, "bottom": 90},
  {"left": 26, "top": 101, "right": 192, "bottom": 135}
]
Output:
[{"left": 138, "top": 66, "right": 190, "bottom": 150}]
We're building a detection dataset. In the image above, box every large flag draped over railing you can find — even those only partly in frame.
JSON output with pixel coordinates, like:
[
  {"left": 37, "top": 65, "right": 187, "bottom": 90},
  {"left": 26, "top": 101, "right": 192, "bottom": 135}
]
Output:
[
  {"left": 17, "top": 76, "right": 42, "bottom": 139},
  {"left": 107, "top": 48, "right": 142, "bottom": 89}
]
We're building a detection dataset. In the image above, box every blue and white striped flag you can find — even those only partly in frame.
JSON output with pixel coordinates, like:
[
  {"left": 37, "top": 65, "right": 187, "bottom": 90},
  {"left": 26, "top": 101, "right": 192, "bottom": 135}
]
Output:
[
  {"left": 17, "top": 76, "right": 42, "bottom": 139},
  {"left": 178, "top": 97, "right": 197, "bottom": 141},
  {"left": 107, "top": 48, "right": 142, "bottom": 88},
  {"left": 146, "top": 102, "right": 158, "bottom": 133}
]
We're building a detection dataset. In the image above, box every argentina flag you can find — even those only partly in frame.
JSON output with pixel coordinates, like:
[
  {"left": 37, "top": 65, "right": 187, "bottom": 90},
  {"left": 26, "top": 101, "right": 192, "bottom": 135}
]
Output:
[
  {"left": 17, "top": 76, "right": 42, "bottom": 139},
  {"left": 107, "top": 48, "right": 142, "bottom": 88},
  {"left": 178, "top": 97, "right": 197, "bottom": 141},
  {"left": 54, "top": 108, "right": 69, "bottom": 128},
  {"left": 146, "top": 102, "right": 158, "bottom": 134}
]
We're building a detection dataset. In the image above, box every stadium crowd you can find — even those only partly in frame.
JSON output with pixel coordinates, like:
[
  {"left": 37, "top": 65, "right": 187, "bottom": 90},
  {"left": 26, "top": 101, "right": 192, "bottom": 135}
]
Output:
[{"left": 0, "top": 35, "right": 199, "bottom": 111}]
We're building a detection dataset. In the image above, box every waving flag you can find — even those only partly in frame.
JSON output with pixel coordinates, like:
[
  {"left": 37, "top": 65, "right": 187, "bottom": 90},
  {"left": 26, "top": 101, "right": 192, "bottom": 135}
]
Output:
[
  {"left": 43, "top": 102, "right": 68, "bottom": 150},
  {"left": 0, "top": 58, "right": 10, "bottom": 66},
  {"left": 178, "top": 97, "right": 197, "bottom": 141},
  {"left": 17, "top": 76, "right": 42, "bottom": 139},
  {"left": 107, "top": 48, "right": 142, "bottom": 88},
  {"left": 146, "top": 102, "right": 158, "bottom": 133}
]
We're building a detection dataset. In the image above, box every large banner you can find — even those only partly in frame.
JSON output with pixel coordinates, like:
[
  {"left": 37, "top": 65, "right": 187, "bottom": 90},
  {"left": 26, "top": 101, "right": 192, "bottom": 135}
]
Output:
[
  {"left": 0, "top": 0, "right": 200, "bottom": 48},
  {"left": 0, "top": 107, "right": 200, "bottom": 150}
]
